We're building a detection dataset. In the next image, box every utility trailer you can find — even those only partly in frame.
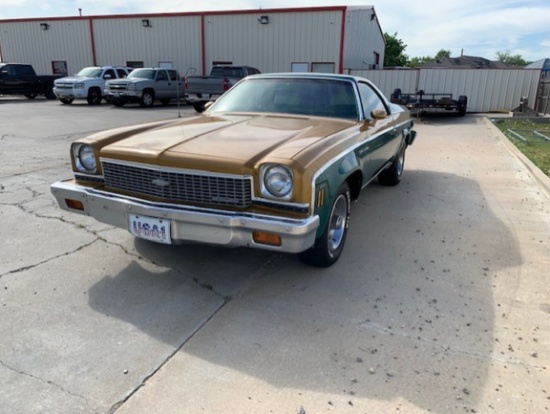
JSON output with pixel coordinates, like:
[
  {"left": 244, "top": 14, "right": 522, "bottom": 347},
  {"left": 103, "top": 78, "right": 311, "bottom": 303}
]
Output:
[{"left": 391, "top": 89, "right": 467, "bottom": 116}]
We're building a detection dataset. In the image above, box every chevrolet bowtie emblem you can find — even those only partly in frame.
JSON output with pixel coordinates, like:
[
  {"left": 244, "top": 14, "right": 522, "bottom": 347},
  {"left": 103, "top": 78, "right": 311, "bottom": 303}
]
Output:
[{"left": 152, "top": 178, "right": 170, "bottom": 187}]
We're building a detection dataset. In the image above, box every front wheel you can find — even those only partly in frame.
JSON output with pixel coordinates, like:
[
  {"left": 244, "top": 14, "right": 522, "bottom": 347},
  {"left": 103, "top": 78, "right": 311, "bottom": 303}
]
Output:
[
  {"left": 59, "top": 97, "right": 74, "bottom": 104},
  {"left": 86, "top": 88, "right": 102, "bottom": 105},
  {"left": 139, "top": 90, "right": 155, "bottom": 107},
  {"left": 378, "top": 143, "right": 405, "bottom": 186},
  {"left": 298, "top": 182, "right": 351, "bottom": 267}
]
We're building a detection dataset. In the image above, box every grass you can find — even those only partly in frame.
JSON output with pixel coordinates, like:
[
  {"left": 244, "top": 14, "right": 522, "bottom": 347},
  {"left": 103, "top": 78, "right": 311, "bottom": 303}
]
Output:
[{"left": 492, "top": 118, "right": 550, "bottom": 178}]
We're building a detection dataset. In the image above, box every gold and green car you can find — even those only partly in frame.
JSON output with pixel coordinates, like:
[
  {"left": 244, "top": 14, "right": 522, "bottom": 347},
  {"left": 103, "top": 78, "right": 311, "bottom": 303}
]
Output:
[{"left": 51, "top": 73, "right": 416, "bottom": 267}]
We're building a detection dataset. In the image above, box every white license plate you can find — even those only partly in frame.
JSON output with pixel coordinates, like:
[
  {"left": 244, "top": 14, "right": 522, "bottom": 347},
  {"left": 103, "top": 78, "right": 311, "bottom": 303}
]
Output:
[{"left": 129, "top": 214, "right": 171, "bottom": 244}]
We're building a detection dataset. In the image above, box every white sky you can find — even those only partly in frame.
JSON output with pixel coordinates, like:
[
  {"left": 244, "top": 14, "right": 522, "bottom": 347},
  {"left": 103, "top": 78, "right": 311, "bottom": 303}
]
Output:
[{"left": 1, "top": 0, "right": 549, "bottom": 62}]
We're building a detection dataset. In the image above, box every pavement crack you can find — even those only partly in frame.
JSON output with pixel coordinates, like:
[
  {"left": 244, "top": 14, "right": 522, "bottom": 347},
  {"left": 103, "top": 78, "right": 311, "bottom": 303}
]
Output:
[
  {"left": 108, "top": 298, "right": 228, "bottom": 414},
  {"left": 0, "top": 360, "right": 100, "bottom": 414},
  {"left": 0, "top": 239, "right": 100, "bottom": 279}
]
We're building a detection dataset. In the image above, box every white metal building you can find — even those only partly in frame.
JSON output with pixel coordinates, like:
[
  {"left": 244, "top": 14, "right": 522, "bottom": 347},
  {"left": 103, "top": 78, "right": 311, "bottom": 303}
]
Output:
[{"left": 0, "top": 6, "right": 385, "bottom": 77}]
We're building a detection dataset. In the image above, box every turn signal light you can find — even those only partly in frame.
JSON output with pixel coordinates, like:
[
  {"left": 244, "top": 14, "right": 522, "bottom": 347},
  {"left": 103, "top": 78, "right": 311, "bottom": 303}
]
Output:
[
  {"left": 253, "top": 231, "right": 282, "bottom": 247},
  {"left": 65, "top": 199, "right": 85, "bottom": 211}
]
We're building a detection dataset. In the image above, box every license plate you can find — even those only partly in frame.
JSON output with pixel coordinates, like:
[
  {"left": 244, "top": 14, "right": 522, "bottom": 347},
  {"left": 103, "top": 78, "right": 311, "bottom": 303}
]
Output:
[{"left": 129, "top": 214, "right": 171, "bottom": 244}]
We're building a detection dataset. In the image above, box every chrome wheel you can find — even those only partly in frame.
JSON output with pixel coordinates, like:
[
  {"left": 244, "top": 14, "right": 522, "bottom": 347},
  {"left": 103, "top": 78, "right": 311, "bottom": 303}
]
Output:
[{"left": 328, "top": 193, "right": 348, "bottom": 254}]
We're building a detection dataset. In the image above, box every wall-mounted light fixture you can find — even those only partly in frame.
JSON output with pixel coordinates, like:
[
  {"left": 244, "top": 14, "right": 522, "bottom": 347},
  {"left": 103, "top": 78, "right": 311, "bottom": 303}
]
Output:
[
  {"left": 370, "top": 12, "right": 376, "bottom": 21},
  {"left": 40, "top": 22, "right": 50, "bottom": 30},
  {"left": 258, "top": 15, "right": 269, "bottom": 25},
  {"left": 141, "top": 18, "right": 151, "bottom": 28}
]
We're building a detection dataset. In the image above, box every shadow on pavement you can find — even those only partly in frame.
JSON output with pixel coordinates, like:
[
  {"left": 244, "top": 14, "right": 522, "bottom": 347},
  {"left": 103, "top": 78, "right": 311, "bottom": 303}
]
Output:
[{"left": 87, "top": 169, "right": 522, "bottom": 413}]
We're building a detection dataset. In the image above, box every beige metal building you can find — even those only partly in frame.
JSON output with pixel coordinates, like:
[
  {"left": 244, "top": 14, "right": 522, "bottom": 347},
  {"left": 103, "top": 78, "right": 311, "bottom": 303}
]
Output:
[{"left": 0, "top": 6, "right": 385, "bottom": 77}]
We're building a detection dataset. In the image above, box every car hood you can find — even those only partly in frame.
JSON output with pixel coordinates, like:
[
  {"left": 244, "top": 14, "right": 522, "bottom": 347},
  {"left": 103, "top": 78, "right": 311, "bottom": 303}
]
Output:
[
  {"left": 100, "top": 113, "right": 357, "bottom": 173},
  {"left": 56, "top": 76, "right": 96, "bottom": 83}
]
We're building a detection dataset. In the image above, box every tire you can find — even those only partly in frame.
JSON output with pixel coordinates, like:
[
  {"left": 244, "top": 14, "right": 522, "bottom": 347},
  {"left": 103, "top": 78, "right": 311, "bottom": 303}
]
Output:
[
  {"left": 113, "top": 101, "right": 125, "bottom": 107},
  {"left": 458, "top": 95, "right": 467, "bottom": 116},
  {"left": 59, "top": 97, "right": 74, "bottom": 104},
  {"left": 24, "top": 93, "right": 37, "bottom": 100},
  {"left": 139, "top": 90, "right": 155, "bottom": 107},
  {"left": 391, "top": 88, "right": 402, "bottom": 103},
  {"left": 378, "top": 143, "right": 405, "bottom": 186},
  {"left": 298, "top": 182, "right": 351, "bottom": 268},
  {"left": 160, "top": 99, "right": 170, "bottom": 106},
  {"left": 193, "top": 102, "right": 205, "bottom": 113},
  {"left": 86, "top": 88, "right": 102, "bottom": 105}
]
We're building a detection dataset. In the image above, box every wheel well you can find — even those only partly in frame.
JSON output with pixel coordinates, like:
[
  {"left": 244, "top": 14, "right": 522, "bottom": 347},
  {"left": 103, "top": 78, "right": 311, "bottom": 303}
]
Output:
[
  {"left": 346, "top": 170, "right": 363, "bottom": 201},
  {"left": 143, "top": 88, "right": 155, "bottom": 95},
  {"left": 88, "top": 86, "right": 101, "bottom": 94}
]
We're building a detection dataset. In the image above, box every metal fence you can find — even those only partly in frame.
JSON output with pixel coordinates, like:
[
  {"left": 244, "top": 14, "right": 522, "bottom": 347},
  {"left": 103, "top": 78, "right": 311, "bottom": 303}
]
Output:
[{"left": 350, "top": 68, "right": 543, "bottom": 114}]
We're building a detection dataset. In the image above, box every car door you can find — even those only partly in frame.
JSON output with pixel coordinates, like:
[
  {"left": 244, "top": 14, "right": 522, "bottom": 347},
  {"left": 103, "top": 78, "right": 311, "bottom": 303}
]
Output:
[
  {"left": 167, "top": 70, "right": 183, "bottom": 98},
  {"left": 155, "top": 70, "right": 170, "bottom": 98},
  {"left": 357, "top": 81, "right": 400, "bottom": 180}
]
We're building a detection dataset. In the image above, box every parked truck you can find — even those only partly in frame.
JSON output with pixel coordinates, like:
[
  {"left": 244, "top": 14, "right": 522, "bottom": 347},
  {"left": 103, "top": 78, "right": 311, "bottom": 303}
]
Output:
[
  {"left": 53, "top": 66, "right": 132, "bottom": 105},
  {"left": 104, "top": 68, "right": 184, "bottom": 107},
  {"left": 185, "top": 65, "right": 261, "bottom": 112},
  {"left": 0, "top": 63, "right": 60, "bottom": 100}
]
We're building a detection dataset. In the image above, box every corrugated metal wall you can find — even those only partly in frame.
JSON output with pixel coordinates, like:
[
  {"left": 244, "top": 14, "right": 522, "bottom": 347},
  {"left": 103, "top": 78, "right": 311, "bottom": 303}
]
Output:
[
  {"left": 203, "top": 11, "right": 343, "bottom": 74},
  {"left": 92, "top": 16, "right": 202, "bottom": 75},
  {"left": 0, "top": 20, "right": 92, "bottom": 75},
  {"left": 342, "top": 7, "right": 385, "bottom": 70},
  {"left": 352, "top": 68, "right": 542, "bottom": 112}
]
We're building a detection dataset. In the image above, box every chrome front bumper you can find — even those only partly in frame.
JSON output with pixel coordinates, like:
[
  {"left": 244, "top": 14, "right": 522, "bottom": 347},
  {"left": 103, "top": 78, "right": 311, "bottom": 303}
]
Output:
[{"left": 51, "top": 180, "right": 319, "bottom": 253}]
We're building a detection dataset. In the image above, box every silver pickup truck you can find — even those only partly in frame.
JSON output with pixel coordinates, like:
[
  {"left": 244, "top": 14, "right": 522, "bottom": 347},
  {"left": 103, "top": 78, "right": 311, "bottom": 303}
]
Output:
[
  {"left": 184, "top": 65, "right": 261, "bottom": 112},
  {"left": 104, "top": 68, "right": 184, "bottom": 107}
]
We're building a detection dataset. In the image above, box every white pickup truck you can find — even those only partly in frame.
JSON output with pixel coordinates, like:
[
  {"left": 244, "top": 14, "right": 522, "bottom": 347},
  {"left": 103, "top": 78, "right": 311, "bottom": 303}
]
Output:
[{"left": 53, "top": 66, "right": 132, "bottom": 105}]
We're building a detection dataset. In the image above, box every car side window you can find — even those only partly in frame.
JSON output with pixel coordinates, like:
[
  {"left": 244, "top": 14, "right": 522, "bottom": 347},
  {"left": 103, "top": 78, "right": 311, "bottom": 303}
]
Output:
[
  {"left": 116, "top": 68, "right": 128, "bottom": 78},
  {"left": 104, "top": 69, "right": 116, "bottom": 79},
  {"left": 358, "top": 82, "right": 387, "bottom": 119},
  {"left": 157, "top": 71, "right": 168, "bottom": 81},
  {"left": 168, "top": 70, "right": 178, "bottom": 81}
]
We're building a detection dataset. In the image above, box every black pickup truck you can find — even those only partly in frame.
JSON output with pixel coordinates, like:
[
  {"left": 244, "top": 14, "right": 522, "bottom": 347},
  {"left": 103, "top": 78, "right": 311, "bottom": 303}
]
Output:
[{"left": 0, "top": 63, "right": 60, "bottom": 100}]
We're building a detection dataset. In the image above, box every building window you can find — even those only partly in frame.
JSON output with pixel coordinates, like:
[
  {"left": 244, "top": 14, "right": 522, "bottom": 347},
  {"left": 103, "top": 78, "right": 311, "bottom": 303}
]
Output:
[
  {"left": 52, "top": 61, "right": 68, "bottom": 76},
  {"left": 373, "top": 52, "right": 380, "bottom": 68},
  {"left": 312, "top": 62, "right": 335, "bottom": 73},
  {"left": 291, "top": 62, "right": 309, "bottom": 72},
  {"left": 126, "top": 61, "right": 144, "bottom": 69}
]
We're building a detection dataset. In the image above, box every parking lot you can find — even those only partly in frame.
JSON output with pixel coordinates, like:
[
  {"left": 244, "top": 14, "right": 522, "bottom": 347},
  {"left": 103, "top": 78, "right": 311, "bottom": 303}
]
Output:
[{"left": 1, "top": 96, "right": 549, "bottom": 414}]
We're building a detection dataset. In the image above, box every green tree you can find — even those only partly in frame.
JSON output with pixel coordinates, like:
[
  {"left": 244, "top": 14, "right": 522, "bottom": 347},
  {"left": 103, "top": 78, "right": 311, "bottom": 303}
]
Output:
[
  {"left": 496, "top": 50, "right": 531, "bottom": 66},
  {"left": 434, "top": 49, "right": 451, "bottom": 60},
  {"left": 384, "top": 32, "right": 408, "bottom": 67}
]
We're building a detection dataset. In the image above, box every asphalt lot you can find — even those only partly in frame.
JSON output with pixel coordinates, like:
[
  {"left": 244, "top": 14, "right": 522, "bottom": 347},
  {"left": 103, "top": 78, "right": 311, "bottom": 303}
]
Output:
[{"left": 1, "top": 96, "right": 549, "bottom": 414}]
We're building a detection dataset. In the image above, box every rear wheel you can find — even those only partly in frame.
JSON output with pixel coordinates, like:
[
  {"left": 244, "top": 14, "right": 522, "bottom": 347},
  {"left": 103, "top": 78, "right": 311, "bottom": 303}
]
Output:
[
  {"left": 24, "top": 93, "right": 37, "bottom": 100},
  {"left": 44, "top": 87, "right": 56, "bottom": 100},
  {"left": 378, "top": 143, "right": 405, "bottom": 186},
  {"left": 86, "top": 88, "right": 102, "bottom": 105},
  {"left": 298, "top": 182, "right": 351, "bottom": 267},
  {"left": 193, "top": 102, "right": 205, "bottom": 113},
  {"left": 140, "top": 90, "right": 155, "bottom": 107},
  {"left": 113, "top": 101, "right": 125, "bottom": 107},
  {"left": 59, "top": 97, "right": 74, "bottom": 104},
  {"left": 160, "top": 99, "right": 170, "bottom": 106}
]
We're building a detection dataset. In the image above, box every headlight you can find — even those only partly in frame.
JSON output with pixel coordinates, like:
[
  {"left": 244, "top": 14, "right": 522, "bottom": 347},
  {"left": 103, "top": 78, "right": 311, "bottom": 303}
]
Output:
[
  {"left": 73, "top": 144, "right": 97, "bottom": 173},
  {"left": 74, "top": 82, "right": 85, "bottom": 89},
  {"left": 261, "top": 164, "right": 293, "bottom": 198}
]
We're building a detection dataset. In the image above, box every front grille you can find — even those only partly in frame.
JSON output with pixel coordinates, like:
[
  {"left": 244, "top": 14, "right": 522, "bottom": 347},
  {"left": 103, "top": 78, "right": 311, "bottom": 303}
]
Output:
[
  {"left": 56, "top": 83, "right": 73, "bottom": 89},
  {"left": 102, "top": 160, "right": 252, "bottom": 208},
  {"left": 109, "top": 84, "right": 127, "bottom": 91}
]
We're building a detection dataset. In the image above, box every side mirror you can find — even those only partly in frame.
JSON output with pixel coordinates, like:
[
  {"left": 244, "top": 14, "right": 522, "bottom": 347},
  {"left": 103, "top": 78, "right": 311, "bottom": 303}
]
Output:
[{"left": 371, "top": 109, "right": 387, "bottom": 120}]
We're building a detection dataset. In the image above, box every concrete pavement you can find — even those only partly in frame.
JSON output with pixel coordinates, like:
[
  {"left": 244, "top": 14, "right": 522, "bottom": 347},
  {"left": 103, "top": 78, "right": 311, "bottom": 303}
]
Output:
[{"left": 1, "top": 99, "right": 549, "bottom": 414}]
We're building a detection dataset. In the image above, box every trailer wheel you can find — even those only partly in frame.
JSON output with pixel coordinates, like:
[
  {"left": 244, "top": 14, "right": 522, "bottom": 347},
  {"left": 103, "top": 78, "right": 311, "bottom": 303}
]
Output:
[
  {"left": 391, "top": 88, "right": 402, "bottom": 102},
  {"left": 458, "top": 95, "right": 467, "bottom": 116}
]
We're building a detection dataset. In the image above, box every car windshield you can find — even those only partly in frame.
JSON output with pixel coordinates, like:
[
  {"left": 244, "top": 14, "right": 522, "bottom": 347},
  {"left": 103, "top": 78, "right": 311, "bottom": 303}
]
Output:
[
  {"left": 76, "top": 67, "right": 103, "bottom": 78},
  {"left": 127, "top": 69, "right": 156, "bottom": 80},
  {"left": 209, "top": 78, "right": 359, "bottom": 119}
]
